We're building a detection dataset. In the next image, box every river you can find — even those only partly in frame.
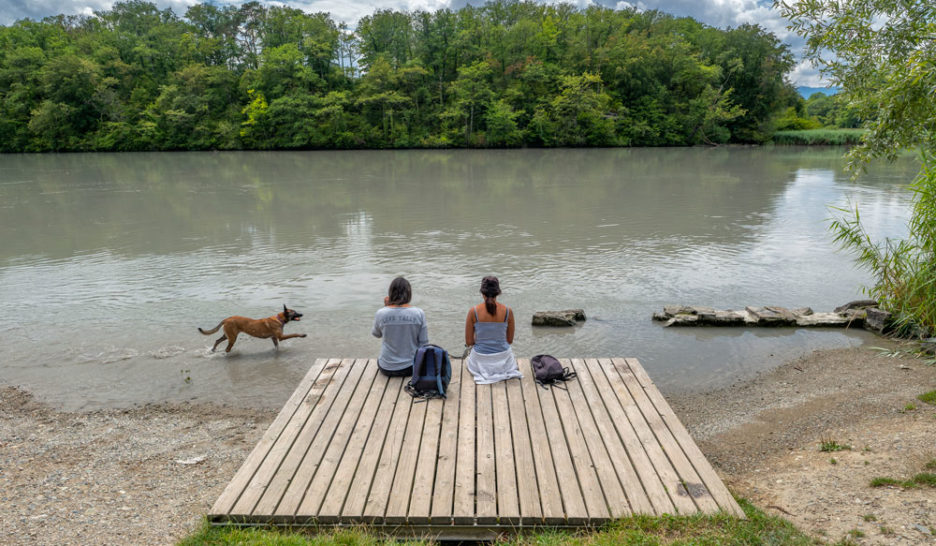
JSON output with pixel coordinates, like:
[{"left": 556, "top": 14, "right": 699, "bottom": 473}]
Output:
[{"left": 0, "top": 147, "right": 917, "bottom": 410}]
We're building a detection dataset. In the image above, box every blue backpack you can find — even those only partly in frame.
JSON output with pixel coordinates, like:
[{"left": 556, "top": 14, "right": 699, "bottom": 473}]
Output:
[{"left": 405, "top": 344, "right": 452, "bottom": 399}]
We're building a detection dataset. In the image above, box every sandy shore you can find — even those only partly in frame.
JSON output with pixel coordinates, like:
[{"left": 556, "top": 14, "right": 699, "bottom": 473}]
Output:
[{"left": 2, "top": 345, "right": 935, "bottom": 545}]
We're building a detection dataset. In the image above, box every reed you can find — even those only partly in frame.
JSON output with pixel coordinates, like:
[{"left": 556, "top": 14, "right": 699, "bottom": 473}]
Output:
[
  {"left": 772, "top": 128, "right": 865, "bottom": 145},
  {"left": 830, "top": 155, "right": 936, "bottom": 337}
]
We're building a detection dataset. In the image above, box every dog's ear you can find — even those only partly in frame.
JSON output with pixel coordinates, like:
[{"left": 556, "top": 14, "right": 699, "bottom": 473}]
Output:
[{"left": 284, "top": 304, "right": 288, "bottom": 314}]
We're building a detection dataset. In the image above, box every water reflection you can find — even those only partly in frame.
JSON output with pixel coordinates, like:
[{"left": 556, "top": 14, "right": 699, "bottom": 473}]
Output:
[{"left": 0, "top": 148, "right": 917, "bottom": 410}]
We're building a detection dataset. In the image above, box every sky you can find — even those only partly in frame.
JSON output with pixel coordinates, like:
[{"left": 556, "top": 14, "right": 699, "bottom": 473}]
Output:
[{"left": 0, "top": 0, "right": 826, "bottom": 86}]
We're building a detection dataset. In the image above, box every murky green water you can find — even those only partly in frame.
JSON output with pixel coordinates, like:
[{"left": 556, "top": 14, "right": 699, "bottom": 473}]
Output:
[{"left": 0, "top": 148, "right": 917, "bottom": 410}]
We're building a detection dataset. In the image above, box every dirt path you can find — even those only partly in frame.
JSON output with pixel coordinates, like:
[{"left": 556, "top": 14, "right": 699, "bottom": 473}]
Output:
[{"left": 1, "top": 345, "right": 934, "bottom": 544}]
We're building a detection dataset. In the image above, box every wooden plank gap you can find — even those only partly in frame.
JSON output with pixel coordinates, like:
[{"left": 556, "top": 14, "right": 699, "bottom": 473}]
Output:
[
  {"left": 317, "top": 364, "right": 396, "bottom": 522},
  {"left": 270, "top": 358, "right": 371, "bottom": 517},
  {"left": 594, "top": 358, "right": 676, "bottom": 516},
  {"left": 210, "top": 358, "right": 330, "bottom": 515},
  {"left": 295, "top": 360, "right": 385, "bottom": 519},
  {"left": 623, "top": 358, "right": 745, "bottom": 518},
  {"left": 231, "top": 358, "right": 354, "bottom": 516},
  {"left": 576, "top": 358, "right": 654, "bottom": 515}
]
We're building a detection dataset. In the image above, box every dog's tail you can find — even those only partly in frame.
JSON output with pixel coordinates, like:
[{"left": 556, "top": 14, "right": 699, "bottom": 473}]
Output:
[{"left": 198, "top": 321, "right": 224, "bottom": 335}]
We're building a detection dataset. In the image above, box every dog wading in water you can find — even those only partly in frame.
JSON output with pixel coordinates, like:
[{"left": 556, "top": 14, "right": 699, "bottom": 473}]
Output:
[{"left": 198, "top": 305, "right": 307, "bottom": 352}]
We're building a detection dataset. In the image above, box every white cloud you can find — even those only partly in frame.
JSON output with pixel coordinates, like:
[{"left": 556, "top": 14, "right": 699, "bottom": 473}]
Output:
[
  {"left": 0, "top": 0, "right": 200, "bottom": 25},
  {"left": 789, "top": 59, "right": 829, "bottom": 88}
]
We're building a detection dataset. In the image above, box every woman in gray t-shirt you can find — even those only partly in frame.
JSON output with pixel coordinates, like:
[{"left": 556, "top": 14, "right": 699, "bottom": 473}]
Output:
[{"left": 372, "top": 277, "right": 428, "bottom": 376}]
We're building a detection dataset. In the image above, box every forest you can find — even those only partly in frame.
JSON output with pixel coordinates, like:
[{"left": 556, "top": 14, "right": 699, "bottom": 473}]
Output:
[{"left": 0, "top": 0, "right": 802, "bottom": 152}]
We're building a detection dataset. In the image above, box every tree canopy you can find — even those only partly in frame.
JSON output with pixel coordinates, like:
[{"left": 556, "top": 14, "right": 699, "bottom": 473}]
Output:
[{"left": 0, "top": 0, "right": 799, "bottom": 151}]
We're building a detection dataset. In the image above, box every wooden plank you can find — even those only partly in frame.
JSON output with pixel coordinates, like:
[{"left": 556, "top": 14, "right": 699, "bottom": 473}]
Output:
[
  {"left": 452, "top": 361, "right": 476, "bottom": 525},
  {"left": 294, "top": 360, "right": 382, "bottom": 518},
  {"left": 492, "top": 380, "right": 520, "bottom": 524},
  {"left": 408, "top": 395, "right": 445, "bottom": 523},
  {"left": 566, "top": 359, "right": 632, "bottom": 518},
  {"left": 430, "top": 359, "right": 463, "bottom": 524},
  {"left": 592, "top": 359, "right": 676, "bottom": 515},
  {"left": 317, "top": 364, "right": 397, "bottom": 521},
  {"left": 210, "top": 358, "right": 330, "bottom": 516},
  {"left": 267, "top": 358, "right": 369, "bottom": 517},
  {"left": 623, "top": 358, "right": 745, "bottom": 517},
  {"left": 505, "top": 372, "right": 542, "bottom": 523},
  {"left": 229, "top": 358, "right": 352, "bottom": 517},
  {"left": 383, "top": 391, "right": 428, "bottom": 524},
  {"left": 611, "top": 358, "right": 719, "bottom": 514},
  {"left": 474, "top": 383, "right": 497, "bottom": 524},
  {"left": 517, "top": 359, "right": 566, "bottom": 524},
  {"left": 534, "top": 366, "right": 590, "bottom": 524},
  {"left": 600, "top": 359, "right": 696, "bottom": 515},
  {"left": 575, "top": 359, "right": 654, "bottom": 515},
  {"left": 361, "top": 378, "right": 412, "bottom": 523},
  {"left": 550, "top": 359, "right": 610, "bottom": 520}
]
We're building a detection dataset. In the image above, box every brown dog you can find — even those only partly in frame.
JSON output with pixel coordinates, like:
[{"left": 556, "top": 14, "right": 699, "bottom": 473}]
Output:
[{"left": 198, "top": 305, "right": 306, "bottom": 352}]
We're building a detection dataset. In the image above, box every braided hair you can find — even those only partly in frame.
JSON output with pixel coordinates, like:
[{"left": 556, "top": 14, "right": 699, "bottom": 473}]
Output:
[{"left": 480, "top": 276, "right": 501, "bottom": 315}]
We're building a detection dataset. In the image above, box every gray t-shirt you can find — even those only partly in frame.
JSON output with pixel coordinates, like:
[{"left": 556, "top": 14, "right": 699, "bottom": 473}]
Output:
[{"left": 371, "top": 306, "right": 428, "bottom": 371}]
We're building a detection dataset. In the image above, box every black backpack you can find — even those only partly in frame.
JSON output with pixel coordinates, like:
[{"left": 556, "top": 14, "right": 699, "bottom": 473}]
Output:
[
  {"left": 531, "top": 354, "right": 576, "bottom": 388},
  {"left": 405, "top": 344, "right": 452, "bottom": 399}
]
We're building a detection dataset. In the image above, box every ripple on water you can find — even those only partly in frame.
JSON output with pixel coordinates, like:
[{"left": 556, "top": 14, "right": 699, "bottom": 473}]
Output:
[
  {"left": 148, "top": 345, "right": 187, "bottom": 359},
  {"left": 77, "top": 346, "right": 140, "bottom": 365}
]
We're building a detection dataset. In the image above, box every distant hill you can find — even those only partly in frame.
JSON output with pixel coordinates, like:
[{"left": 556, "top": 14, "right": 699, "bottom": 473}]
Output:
[{"left": 798, "top": 86, "right": 839, "bottom": 98}]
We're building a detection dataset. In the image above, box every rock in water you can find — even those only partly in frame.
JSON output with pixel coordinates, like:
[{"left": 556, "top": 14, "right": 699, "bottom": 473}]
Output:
[
  {"left": 864, "top": 308, "right": 893, "bottom": 334},
  {"left": 532, "top": 310, "right": 584, "bottom": 327}
]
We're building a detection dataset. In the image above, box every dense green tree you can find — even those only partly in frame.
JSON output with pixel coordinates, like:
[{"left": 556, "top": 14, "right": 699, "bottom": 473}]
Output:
[{"left": 0, "top": 0, "right": 801, "bottom": 152}]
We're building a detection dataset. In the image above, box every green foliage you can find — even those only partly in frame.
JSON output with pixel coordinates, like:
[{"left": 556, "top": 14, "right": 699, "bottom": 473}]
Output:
[
  {"left": 0, "top": 0, "right": 799, "bottom": 151},
  {"left": 781, "top": 0, "right": 936, "bottom": 336}
]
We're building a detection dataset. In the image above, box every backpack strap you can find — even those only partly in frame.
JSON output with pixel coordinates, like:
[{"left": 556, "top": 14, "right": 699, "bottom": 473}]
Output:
[{"left": 433, "top": 348, "right": 446, "bottom": 397}]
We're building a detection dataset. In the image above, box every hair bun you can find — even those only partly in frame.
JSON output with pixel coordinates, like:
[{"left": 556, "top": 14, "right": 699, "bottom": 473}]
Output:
[{"left": 480, "top": 276, "right": 501, "bottom": 298}]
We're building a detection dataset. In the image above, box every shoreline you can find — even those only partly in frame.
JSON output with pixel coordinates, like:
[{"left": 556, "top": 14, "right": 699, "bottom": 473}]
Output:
[{"left": 2, "top": 345, "right": 935, "bottom": 544}]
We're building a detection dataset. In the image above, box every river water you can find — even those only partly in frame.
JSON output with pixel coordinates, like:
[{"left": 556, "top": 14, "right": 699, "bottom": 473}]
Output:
[{"left": 0, "top": 148, "right": 917, "bottom": 410}]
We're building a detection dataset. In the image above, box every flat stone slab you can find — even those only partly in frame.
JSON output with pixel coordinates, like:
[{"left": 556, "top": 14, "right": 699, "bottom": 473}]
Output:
[
  {"left": 795, "top": 312, "right": 850, "bottom": 327},
  {"left": 654, "top": 304, "right": 872, "bottom": 328}
]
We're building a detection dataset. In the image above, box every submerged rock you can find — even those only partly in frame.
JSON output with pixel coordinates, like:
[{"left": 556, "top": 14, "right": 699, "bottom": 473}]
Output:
[
  {"left": 532, "top": 309, "right": 586, "bottom": 327},
  {"left": 664, "top": 314, "right": 700, "bottom": 327}
]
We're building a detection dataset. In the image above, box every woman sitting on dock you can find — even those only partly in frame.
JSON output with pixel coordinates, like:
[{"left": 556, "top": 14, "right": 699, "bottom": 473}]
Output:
[
  {"left": 372, "top": 276, "right": 428, "bottom": 377},
  {"left": 464, "top": 276, "right": 522, "bottom": 384}
]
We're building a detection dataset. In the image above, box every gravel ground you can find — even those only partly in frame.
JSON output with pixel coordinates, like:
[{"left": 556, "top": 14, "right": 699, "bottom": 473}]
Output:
[
  {"left": 669, "top": 345, "right": 936, "bottom": 545},
  {"left": 2, "top": 344, "right": 935, "bottom": 545},
  {"left": 0, "top": 388, "right": 274, "bottom": 545}
]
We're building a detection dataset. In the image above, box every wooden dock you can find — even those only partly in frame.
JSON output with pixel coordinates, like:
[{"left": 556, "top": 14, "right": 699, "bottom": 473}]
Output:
[{"left": 209, "top": 357, "right": 743, "bottom": 538}]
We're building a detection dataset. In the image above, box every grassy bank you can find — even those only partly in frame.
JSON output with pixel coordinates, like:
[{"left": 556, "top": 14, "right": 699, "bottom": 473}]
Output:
[
  {"left": 179, "top": 499, "right": 829, "bottom": 545},
  {"left": 771, "top": 128, "right": 865, "bottom": 145}
]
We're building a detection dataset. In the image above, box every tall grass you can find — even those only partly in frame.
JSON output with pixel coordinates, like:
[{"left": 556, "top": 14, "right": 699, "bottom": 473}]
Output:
[
  {"left": 830, "top": 154, "right": 936, "bottom": 337},
  {"left": 772, "top": 128, "right": 865, "bottom": 145}
]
